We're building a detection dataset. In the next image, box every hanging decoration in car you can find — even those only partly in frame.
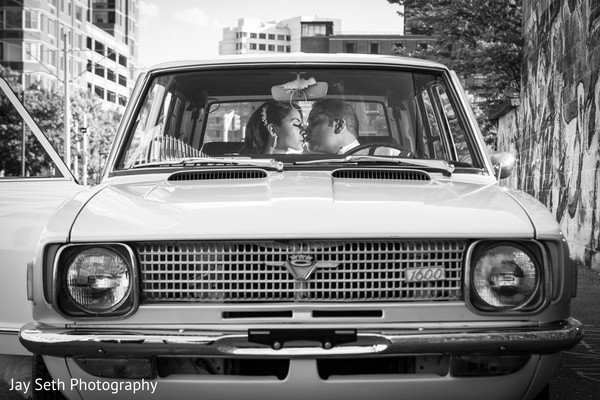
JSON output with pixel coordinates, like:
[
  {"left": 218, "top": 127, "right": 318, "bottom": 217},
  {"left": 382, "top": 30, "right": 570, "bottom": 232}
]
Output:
[{"left": 271, "top": 73, "right": 328, "bottom": 103}]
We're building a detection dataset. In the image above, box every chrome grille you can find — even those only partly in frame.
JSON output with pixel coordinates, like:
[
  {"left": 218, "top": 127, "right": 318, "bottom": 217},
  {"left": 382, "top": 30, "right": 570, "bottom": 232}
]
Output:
[{"left": 137, "top": 240, "right": 465, "bottom": 303}]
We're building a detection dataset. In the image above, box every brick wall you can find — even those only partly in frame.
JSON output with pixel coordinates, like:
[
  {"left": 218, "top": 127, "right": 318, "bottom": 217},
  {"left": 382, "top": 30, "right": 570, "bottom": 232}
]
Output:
[{"left": 496, "top": 0, "right": 600, "bottom": 268}]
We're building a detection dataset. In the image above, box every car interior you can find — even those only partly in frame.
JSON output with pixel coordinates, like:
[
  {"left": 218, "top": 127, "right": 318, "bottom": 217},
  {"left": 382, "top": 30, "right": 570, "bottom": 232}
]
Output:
[{"left": 120, "top": 67, "right": 479, "bottom": 170}]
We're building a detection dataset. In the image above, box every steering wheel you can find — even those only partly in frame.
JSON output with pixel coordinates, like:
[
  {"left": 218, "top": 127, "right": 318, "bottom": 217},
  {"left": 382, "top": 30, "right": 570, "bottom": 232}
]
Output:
[{"left": 344, "top": 142, "right": 414, "bottom": 158}]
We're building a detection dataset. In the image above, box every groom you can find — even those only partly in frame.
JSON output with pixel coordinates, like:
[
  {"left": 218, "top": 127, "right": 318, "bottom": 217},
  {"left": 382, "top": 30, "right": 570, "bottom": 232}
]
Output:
[{"left": 304, "top": 99, "right": 360, "bottom": 154}]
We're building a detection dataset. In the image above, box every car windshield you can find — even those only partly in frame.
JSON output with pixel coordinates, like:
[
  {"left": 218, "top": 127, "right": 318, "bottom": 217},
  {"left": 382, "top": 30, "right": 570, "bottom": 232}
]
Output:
[{"left": 116, "top": 66, "right": 482, "bottom": 171}]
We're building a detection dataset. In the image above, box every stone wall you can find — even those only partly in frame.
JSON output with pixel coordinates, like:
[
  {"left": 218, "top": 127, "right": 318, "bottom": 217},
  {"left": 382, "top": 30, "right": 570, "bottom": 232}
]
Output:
[{"left": 496, "top": 0, "right": 600, "bottom": 269}]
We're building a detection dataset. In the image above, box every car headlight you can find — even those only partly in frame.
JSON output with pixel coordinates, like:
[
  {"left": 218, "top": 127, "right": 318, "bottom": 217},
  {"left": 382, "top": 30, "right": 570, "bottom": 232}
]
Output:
[
  {"left": 56, "top": 244, "right": 137, "bottom": 317},
  {"left": 469, "top": 242, "right": 544, "bottom": 312}
]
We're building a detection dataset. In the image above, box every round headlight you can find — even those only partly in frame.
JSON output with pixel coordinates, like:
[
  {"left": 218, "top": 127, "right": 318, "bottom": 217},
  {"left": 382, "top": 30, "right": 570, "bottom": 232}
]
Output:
[
  {"left": 65, "top": 247, "right": 131, "bottom": 313},
  {"left": 471, "top": 244, "right": 541, "bottom": 310}
]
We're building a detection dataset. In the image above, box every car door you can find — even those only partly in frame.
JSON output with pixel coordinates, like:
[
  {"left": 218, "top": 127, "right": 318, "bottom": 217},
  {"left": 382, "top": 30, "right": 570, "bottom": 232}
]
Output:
[{"left": 0, "top": 77, "right": 82, "bottom": 355}]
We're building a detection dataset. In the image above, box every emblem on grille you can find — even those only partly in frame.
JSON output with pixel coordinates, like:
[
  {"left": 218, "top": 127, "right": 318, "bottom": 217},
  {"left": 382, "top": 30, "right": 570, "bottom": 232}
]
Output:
[{"left": 265, "top": 254, "right": 338, "bottom": 281}]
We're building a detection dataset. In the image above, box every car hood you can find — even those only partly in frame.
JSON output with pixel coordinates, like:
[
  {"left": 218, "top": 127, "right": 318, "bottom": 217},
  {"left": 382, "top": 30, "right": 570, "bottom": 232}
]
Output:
[{"left": 69, "top": 171, "right": 541, "bottom": 241}]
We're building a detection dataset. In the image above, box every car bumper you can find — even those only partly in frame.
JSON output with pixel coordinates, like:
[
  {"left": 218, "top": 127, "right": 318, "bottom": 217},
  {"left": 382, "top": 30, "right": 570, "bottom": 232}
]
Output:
[
  {"left": 20, "top": 318, "right": 583, "bottom": 358},
  {"left": 39, "top": 353, "right": 560, "bottom": 400}
]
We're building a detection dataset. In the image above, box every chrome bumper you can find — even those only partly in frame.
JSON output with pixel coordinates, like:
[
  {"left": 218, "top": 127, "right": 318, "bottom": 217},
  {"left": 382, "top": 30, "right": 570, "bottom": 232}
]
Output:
[{"left": 20, "top": 318, "right": 583, "bottom": 358}]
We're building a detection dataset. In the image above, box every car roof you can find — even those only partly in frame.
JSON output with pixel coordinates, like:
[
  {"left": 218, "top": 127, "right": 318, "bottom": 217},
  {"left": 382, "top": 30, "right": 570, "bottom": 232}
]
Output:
[{"left": 144, "top": 53, "right": 449, "bottom": 74}]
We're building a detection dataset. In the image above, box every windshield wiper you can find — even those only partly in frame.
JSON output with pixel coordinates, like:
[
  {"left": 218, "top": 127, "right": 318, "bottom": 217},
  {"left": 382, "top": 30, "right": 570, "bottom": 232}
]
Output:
[
  {"left": 295, "top": 155, "right": 454, "bottom": 176},
  {"left": 132, "top": 157, "right": 284, "bottom": 171}
]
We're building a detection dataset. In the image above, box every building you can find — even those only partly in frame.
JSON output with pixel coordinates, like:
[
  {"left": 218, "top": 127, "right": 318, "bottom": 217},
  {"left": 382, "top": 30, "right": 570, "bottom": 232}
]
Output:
[
  {"left": 0, "top": 0, "right": 139, "bottom": 107},
  {"left": 495, "top": 0, "right": 600, "bottom": 269},
  {"left": 219, "top": 15, "right": 437, "bottom": 58},
  {"left": 219, "top": 16, "right": 342, "bottom": 55},
  {"left": 327, "top": 33, "right": 433, "bottom": 55}
]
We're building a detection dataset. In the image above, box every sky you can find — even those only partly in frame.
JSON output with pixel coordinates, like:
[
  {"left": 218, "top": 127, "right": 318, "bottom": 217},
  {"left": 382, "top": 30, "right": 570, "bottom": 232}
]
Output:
[{"left": 137, "top": 0, "right": 405, "bottom": 67}]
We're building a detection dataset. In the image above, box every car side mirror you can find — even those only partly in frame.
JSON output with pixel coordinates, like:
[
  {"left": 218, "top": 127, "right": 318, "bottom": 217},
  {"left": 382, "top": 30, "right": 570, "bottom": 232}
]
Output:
[{"left": 491, "top": 151, "right": 516, "bottom": 180}]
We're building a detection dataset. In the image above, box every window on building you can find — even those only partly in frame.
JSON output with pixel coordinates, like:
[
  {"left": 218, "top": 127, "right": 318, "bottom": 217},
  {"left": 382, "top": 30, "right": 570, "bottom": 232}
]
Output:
[
  {"left": 94, "top": 65, "right": 104, "bottom": 77},
  {"left": 108, "top": 49, "right": 116, "bottom": 61},
  {"left": 418, "top": 42, "right": 429, "bottom": 50},
  {"left": 0, "top": 43, "right": 4, "bottom": 60},
  {"left": 369, "top": 41, "right": 381, "bottom": 54},
  {"left": 277, "top": 45, "right": 284, "bottom": 52},
  {"left": 286, "top": 46, "right": 290, "bottom": 52},
  {"left": 259, "top": 33, "right": 266, "bottom": 39},
  {"left": 286, "top": 35, "right": 291, "bottom": 41},
  {"left": 345, "top": 41, "right": 356, "bottom": 53},
  {"left": 277, "top": 34, "right": 284, "bottom": 41},
  {"left": 118, "top": 54, "right": 127, "bottom": 67},
  {"left": 107, "top": 90, "right": 116, "bottom": 103},
  {"left": 118, "top": 74, "right": 127, "bottom": 86},
  {"left": 48, "top": 49, "right": 57, "bottom": 67},
  {"left": 94, "top": 86, "right": 104, "bottom": 99},
  {"left": 24, "top": 10, "right": 40, "bottom": 30},
  {"left": 392, "top": 43, "right": 404, "bottom": 54},
  {"left": 250, "top": 32, "right": 257, "bottom": 38},
  {"left": 268, "top": 34, "right": 275, "bottom": 40},
  {"left": 24, "top": 42, "right": 41, "bottom": 61},
  {"left": 107, "top": 69, "right": 115, "bottom": 81},
  {"left": 301, "top": 22, "right": 333, "bottom": 37},
  {"left": 47, "top": 18, "right": 58, "bottom": 37},
  {"left": 75, "top": 5, "right": 82, "bottom": 21},
  {"left": 5, "top": 42, "right": 21, "bottom": 61},
  {"left": 118, "top": 95, "right": 127, "bottom": 106},
  {"left": 249, "top": 43, "right": 257, "bottom": 50},
  {"left": 268, "top": 44, "right": 274, "bottom": 51},
  {"left": 86, "top": 36, "right": 92, "bottom": 49},
  {"left": 95, "top": 40, "right": 104, "bottom": 55},
  {"left": 95, "top": 11, "right": 108, "bottom": 24},
  {"left": 5, "top": 10, "right": 22, "bottom": 30},
  {"left": 259, "top": 44, "right": 265, "bottom": 50},
  {"left": 39, "top": 44, "right": 47, "bottom": 64}
]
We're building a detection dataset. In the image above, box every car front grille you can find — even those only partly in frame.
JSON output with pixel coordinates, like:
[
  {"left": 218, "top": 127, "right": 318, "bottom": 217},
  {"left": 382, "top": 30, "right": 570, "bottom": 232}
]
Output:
[{"left": 137, "top": 240, "right": 465, "bottom": 303}]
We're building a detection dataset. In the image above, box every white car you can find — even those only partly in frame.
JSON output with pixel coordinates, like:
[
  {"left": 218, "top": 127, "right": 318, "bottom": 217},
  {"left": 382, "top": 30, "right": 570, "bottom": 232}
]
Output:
[{"left": 1, "top": 54, "right": 583, "bottom": 400}]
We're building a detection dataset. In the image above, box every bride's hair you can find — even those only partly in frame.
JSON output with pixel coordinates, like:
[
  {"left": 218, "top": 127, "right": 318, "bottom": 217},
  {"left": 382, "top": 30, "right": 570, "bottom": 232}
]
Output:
[{"left": 240, "top": 101, "right": 301, "bottom": 154}]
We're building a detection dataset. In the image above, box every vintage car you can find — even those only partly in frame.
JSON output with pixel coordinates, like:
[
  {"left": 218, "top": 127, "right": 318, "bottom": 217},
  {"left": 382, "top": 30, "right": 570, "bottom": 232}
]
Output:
[{"left": 0, "top": 53, "right": 583, "bottom": 400}]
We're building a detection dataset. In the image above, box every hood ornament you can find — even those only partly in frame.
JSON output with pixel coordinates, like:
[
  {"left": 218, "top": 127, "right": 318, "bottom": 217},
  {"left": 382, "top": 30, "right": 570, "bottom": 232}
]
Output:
[{"left": 265, "top": 254, "right": 338, "bottom": 281}]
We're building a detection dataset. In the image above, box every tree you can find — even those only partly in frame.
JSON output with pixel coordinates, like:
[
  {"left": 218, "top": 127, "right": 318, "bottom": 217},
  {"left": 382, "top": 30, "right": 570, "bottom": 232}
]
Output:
[
  {"left": 0, "top": 65, "right": 121, "bottom": 181},
  {"left": 388, "top": 0, "right": 522, "bottom": 131}
]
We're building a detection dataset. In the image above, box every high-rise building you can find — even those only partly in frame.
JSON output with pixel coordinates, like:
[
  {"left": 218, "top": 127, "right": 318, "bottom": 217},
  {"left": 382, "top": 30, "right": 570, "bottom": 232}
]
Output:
[{"left": 0, "top": 0, "right": 139, "bottom": 107}]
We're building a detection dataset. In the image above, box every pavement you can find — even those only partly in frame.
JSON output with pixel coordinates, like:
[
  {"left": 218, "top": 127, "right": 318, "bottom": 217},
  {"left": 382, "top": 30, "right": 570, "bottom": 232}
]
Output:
[
  {"left": 549, "top": 265, "right": 600, "bottom": 399},
  {"left": 1, "top": 266, "right": 599, "bottom": 400}
]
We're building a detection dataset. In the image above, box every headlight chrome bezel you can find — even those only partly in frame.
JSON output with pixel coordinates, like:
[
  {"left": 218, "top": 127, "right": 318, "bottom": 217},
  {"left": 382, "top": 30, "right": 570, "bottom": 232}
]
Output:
[
  {"left": 53, "top": 243, "right": 139, "bottom": 318},
  {"left": 465, "top": 240, "right": 549, "bottom": 314}
]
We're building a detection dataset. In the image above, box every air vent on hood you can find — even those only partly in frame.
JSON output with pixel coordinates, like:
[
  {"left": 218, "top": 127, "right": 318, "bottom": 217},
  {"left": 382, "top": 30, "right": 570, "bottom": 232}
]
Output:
[
  {"left": 168, "top": 169, "right": 268, "bottom": 182},
  {"left": 331, "top": 168, "right": 431, "bottom": 181}
]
